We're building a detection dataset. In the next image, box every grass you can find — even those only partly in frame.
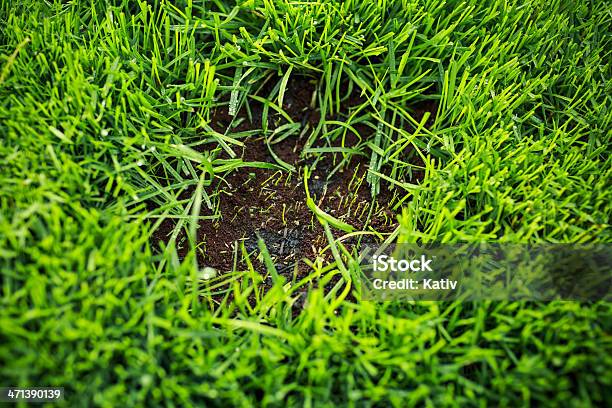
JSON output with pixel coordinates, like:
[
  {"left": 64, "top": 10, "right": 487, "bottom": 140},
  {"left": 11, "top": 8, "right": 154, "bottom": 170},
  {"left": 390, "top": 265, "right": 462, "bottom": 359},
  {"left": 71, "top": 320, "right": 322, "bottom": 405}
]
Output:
[{"left": 0, "top": 0, "right": 611, "bottom": 406}]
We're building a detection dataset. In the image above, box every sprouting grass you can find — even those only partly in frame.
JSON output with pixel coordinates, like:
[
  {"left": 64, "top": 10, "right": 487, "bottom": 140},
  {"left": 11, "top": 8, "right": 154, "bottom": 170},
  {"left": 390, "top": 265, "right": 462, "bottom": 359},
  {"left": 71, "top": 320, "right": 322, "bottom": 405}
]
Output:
[{"left": 0, "top": 0, "right": 611, "bottom": 406}]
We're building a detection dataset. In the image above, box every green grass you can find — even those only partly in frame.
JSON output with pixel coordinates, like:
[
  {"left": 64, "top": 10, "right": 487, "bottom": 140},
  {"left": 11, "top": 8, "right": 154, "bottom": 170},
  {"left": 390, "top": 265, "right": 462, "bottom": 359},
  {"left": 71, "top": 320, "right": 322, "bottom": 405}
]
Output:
[{"left": 1, "top": 0, "right": 611, "bottom": 406}]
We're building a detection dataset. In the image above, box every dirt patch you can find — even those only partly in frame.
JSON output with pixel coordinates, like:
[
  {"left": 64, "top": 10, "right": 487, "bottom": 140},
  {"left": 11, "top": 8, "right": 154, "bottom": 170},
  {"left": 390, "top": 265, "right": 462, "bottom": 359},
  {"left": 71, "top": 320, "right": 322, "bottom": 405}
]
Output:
[
  {"left": 152, "top": 135, "right": 396, "bottom": 276},
  {"left": 150, "top": 76, "right": 437, "bottom": 280}
]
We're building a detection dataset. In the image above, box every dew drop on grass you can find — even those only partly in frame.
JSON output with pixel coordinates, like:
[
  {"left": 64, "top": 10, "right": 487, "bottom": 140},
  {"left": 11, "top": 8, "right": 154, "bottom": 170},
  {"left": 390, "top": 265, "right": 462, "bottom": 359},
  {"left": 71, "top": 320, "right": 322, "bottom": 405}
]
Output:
[
  {"left": 229, "top": 90, "right": 239, "bottom": 116},
  {"left": 229, "top": 67, "right": 242, "bottom": 117},
  {"left": 199, "top": 266, "right": 217, "bottom": 280},
  {"left": 140, "top": 374, "right": 153, "bottom": 388}
]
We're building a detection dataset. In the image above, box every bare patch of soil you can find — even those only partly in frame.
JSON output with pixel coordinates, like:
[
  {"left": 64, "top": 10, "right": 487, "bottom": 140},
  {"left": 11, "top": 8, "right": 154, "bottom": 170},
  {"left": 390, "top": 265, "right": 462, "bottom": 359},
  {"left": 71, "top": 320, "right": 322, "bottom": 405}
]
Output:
[
  {"left": 152, "top": 136, "right": 395, "bottom": 276},
  {"left": 150, "top": 76, "right": 437, "bottom": 280}
]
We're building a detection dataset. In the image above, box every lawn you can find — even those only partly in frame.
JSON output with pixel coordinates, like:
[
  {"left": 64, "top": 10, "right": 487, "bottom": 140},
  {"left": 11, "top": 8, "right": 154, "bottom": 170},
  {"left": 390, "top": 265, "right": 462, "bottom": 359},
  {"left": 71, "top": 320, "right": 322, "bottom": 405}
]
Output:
[{"left": 1, "top": 0, "right": 611, "bottom": 406}]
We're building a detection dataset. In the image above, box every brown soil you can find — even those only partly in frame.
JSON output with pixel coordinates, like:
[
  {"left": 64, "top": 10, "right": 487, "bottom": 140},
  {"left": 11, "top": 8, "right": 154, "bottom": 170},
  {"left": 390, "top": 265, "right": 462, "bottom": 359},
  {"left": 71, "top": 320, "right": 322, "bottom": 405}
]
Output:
[
  {"left": 152, "top": 136, "right": 396, "bottom": 277},
  {"left": 150, "top": 75, "right": 437, "bottom": 281}
]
